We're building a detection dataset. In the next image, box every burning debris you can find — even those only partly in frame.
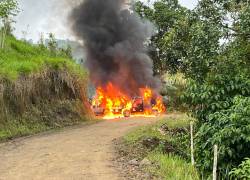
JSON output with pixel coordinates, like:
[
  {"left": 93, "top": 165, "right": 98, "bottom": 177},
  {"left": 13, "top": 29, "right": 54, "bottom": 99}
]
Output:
[
  {"left": 91, "top": 83, "right": 165, "bottom": 119},
  {"left": 69, "top": 0, "right": 165, "bottom": 118}
]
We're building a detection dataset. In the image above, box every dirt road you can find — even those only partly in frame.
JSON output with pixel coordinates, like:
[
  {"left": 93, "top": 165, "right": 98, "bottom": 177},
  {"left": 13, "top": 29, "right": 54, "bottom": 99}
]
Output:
[{"left": 0, "top": 116, "right": 162, "bottom": 180}]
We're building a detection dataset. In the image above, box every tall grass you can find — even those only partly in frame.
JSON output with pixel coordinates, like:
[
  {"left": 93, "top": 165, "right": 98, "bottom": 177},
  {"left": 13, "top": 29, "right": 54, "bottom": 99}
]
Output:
[
  {"left": 147, "top": 152, "right": 199, "bottom": 180},
  {"left": 124, "top": 113, "right": 191, "bottom": 143},
  {"left": 0, "top": 35, "right": 90, "bottom": 141},
  {"left": 0, "top": 35, "right": 87, "bottom": 80},
  {"left": 123, "top": 113, "right": 199, "bottom": 179}
]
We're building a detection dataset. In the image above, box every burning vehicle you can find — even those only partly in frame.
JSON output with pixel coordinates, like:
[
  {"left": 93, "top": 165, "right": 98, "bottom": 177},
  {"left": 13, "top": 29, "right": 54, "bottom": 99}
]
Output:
[
  {"left": 70, "top": 0, "right": 166, "bottom": 119},
  {"left": 122, "top": 97, "right": 161, "bottom": 117},
  {"left": 91, "top": 83, "right": 165, "bottom": 119}
]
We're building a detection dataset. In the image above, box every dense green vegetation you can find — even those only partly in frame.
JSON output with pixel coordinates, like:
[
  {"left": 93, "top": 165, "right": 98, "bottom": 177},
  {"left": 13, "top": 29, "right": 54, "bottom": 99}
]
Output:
[
  {"left": 0, "top": 0, "right": 19, "bottom": 49},
  {"left": 135, "top": 0, "right": 250, "bottom": 178},
  {"left": 183, "top": 2, "right": 250, "bottom": 178},
  {"left": 134, "top": 0, "right": 190, "bottom": 74},
  {"left": 122, "top": 113, "right": 199, "bottom": 179},
  {"left": 230, "top": 158, "right": 250, "bottom": 179}
]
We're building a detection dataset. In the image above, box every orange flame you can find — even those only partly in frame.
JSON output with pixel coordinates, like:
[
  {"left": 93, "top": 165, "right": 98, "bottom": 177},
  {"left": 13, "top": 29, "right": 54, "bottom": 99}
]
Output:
[{"left": 91, "top": 82, "right": 165, "bottom": 119}]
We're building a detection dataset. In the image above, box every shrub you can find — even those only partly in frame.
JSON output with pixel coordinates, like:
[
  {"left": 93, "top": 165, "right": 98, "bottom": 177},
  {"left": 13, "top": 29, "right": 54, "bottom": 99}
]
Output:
[
  {"left": 195, "top": 96, "right": 250, "bottom": 177},
  {"left": 230, "top": 158, "right": 250, "bottom": 179},
  {"left": 182, "top": 56, "right": 250, "bottom": 178}
]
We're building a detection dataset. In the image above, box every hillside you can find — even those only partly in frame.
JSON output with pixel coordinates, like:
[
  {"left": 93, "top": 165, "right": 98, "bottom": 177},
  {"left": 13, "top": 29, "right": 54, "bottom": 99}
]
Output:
[
  {"left": 0, "top": 35, "right": 90, "bottom": 141},
  {"left": 47, "top": 39, "right": 86, "bottom": 63}
]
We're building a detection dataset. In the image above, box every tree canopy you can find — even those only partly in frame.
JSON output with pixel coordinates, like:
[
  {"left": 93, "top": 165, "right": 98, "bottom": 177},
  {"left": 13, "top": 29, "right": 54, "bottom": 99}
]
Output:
[
  {"left": 135, "top": 0, "right": 250, "bottom": 178},
  {"left": 0, "top": 0, "right": 18, "bottom": 19},
  {"left": 134, "top": 0, "right": 190, "bottom": 74}
]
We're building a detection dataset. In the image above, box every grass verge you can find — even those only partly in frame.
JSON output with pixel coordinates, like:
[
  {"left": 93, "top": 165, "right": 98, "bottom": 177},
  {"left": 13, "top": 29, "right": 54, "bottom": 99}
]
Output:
[
  {"left": 117, "top": 113, "right": 199, "bottom": 180},
  {"left": 0, "top": 100, "right": 92, "bottom": 142},
  {"left": 147, "top": 152, "right": 199, "bottom": 180}
]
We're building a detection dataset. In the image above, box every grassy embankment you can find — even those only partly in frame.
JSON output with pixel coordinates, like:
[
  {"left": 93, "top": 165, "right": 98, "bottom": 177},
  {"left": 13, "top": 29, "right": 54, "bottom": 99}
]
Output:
[
  {"left": 121, "top": 113, "right": 199, "bottom": 180},
  {"left": 0, "top": 35, "right": 90, "bottom": 141}
]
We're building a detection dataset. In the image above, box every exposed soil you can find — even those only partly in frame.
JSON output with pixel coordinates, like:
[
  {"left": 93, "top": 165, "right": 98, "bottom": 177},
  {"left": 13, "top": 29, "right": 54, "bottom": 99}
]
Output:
[
  {"left": 113, "top": 120, "right": 191, "bottom": 180},
  {"left": 0, "top": 116, "right": 164, "bottom": 180},
  {"left": 113, "top": 139, "right": 158, "bottom": 180}
]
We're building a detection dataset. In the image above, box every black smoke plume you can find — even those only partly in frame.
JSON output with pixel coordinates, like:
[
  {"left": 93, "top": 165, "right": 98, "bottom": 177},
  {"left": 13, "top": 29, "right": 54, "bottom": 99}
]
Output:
[{"left": 70, "top": 0, "right": 160, "bottom": 96}]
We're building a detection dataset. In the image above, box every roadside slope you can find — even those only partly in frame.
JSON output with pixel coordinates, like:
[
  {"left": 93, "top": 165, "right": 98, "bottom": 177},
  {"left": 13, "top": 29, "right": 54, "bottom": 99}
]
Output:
[
  {"left": 0, "top": 116, "right": 163, "bottom": 180},
  {"left": 0, "top": 35, "right": 89, "bottom": 140}
]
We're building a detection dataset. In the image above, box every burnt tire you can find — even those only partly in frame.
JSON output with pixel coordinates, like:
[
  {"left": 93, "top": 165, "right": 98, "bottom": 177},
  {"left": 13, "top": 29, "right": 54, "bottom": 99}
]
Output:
[
  {"left": 123, "top": 110, "right": 131, "bottom": 117},
  {"left": 152, "top": 109, "right": 159, "bottom": 116}
]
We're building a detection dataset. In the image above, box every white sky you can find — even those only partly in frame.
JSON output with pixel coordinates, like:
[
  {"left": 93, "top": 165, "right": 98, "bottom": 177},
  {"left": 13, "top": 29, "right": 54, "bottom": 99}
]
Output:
[{"left": 14, "top": 0, "right": 198, "bottom": 42}]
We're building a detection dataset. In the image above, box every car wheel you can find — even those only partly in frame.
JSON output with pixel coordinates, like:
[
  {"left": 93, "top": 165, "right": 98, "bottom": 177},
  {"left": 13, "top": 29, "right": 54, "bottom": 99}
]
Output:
[
  {"left": 123, "top": 110, "right": 131, "bottom": 117},
  {"left": 152, "top": 109, "right": 159, "bottom": 116}
]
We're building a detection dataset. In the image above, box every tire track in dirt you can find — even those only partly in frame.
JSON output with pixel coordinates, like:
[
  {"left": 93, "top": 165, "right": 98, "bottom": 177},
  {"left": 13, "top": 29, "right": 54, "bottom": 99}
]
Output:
[{"left": 0, "top": 116, "right": 163, "bottom": 180}]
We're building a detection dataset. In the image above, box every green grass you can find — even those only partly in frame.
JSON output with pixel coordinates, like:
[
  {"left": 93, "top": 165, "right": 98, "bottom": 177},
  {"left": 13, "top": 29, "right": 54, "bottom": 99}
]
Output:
[
  {"left": 123, "top": 113, "right": 199, "bottom": 180},
  {"left": 0, "top": 100, "right": 93, "bottom": 142},
  {"left": 124, "top": 113, "right": 192, "bottom": 143},
  {"left": 147, "top": 152, "right": 199, "bottom": 180},
  {"left": 0, "top": 35, "right": 87, "bottom": 80},
  {"left": 0, "top": 119, "right": 49, "bottom": 141},
  {"left": 0, "top": 116, "right": 94, "bottom": 142}
]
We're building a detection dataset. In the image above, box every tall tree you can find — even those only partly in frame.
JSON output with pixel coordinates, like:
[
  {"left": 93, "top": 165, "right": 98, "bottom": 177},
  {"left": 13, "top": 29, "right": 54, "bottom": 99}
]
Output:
[
  {"left": 38, "top": 33, "right": 46, "bottom": 50},
  {"left": 0, "top": 0, "right": 19, "bottom": 48},
  {"left": 136, "top": 0, "right": 250, "bottom": 177},
  {"left": 134, "top": 0, "right": 189, "bottom": 74},
  {"left": 64, "top": 44, "right": 73, "bottom": 59},
  {"left": 182, "top": 0, "right": 250, "bottom": 177},
  {"left": 48, "top": 33, "right": 57, "bottom": 56}
]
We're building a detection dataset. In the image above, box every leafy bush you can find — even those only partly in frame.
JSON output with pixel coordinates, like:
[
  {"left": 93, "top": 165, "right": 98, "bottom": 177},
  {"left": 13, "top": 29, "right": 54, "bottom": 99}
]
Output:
[
  {"left": 230, "top": 158, "right": 250, "bottom": 179},
  {"left": 182, "top": 40, "right": 250, "bottom": 178},
  {"left": 194, "top": 96, "right": 250, "bottom": 177},
  {"left": 182, "top": 33, "right": 250, "bottom": 177},
  {"left": 135, "top": 0, "right": 250, "bottom": 179},
  {"left": 183, "top": 74, "right": 250, "bottom": 125}
]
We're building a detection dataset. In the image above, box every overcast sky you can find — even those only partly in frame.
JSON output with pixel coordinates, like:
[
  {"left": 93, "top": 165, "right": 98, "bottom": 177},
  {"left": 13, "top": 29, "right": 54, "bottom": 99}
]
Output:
[{"left": 14, "top": 0, "right": 198, "bottom": 42}]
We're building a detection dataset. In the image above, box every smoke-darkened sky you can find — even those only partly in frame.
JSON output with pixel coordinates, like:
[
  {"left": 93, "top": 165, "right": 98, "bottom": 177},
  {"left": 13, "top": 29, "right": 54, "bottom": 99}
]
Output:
[{"left": 14, "top": 0, "right": 198, "bottom": 42}]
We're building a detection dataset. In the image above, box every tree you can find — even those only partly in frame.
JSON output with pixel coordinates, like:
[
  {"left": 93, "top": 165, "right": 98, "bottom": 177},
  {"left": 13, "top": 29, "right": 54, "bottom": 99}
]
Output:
[
  {"left": 134, "top": 0, "right": 189, "bottom": 74},
  {"left": 136, "top": 0, "right": 250, "bottom": 177},
  {"left": 48, "top": 33, "right": 57, "bottom": 56},
  {"left": 0, "top": 0, "right": 19, "bottom": 48},
  {"left": 65, "top": 44, "right": 73, "bottom": 59},
  {"left": 38, "top": 33, "right": 46, "bottom": 50},
  {"left": 182, "top": 0, "right": 250, "bottom": 177},
  {"left": 59, "top": 44, "right": 73, "bottom": 59},
  {"left": 0, "top": 0, "right": 18, "bottom": 18}
]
